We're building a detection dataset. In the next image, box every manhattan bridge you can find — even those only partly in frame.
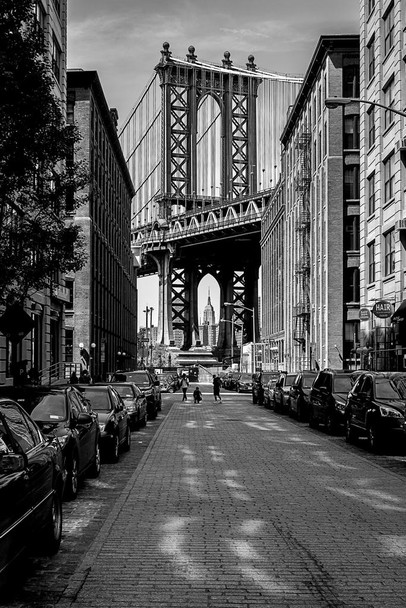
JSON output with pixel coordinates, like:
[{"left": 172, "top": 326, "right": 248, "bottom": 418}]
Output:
[{"left": 119, "top": 43, "right": 302, "bottom": 359}]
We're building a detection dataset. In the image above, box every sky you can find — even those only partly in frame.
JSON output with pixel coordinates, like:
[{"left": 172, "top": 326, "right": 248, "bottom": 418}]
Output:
[{"left": 67, "top": 0, "right": 359, "bottom": 327}]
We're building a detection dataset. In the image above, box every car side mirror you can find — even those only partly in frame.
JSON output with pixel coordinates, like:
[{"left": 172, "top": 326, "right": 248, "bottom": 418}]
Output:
[
  {"left": 0, "top": 453, "right": 26, "bottom": 474},
  {"left": 77, "top": 412, "right": 93, "bottom": 425}
]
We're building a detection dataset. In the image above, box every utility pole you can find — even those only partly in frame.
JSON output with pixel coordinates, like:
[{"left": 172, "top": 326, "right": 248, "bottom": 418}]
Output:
[
  {"left": 149, "top": 307, "right": 154, "bottom": 366},
  {"left": 143, "top": 306, "right": 150, "bottom": 365}
]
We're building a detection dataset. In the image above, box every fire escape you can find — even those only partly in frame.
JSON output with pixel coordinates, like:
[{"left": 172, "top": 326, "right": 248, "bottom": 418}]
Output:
[{"left": 293, "top": 131, "right": 311, "bottom": 365}]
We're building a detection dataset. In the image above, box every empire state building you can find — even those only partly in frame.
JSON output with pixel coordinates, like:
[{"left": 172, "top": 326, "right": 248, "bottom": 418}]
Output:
[{"left": 200, "top": 291, "right": 218, "bottom": 347}]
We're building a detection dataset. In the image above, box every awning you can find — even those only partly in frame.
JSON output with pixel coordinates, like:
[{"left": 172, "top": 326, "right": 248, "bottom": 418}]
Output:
[{"left": 392, "top": 300, "right": 406, "bottom": 322}]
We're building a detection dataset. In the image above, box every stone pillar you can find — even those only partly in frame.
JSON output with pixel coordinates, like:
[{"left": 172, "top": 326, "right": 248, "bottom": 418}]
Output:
[{"left": 149, "top": 250, "right": 174, "bottom": 345}]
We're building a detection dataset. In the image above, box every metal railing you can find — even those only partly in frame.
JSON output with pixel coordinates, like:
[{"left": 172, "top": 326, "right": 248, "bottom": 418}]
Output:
[{"left": 38, "top": 361, "right": 81, "bottom": 386}]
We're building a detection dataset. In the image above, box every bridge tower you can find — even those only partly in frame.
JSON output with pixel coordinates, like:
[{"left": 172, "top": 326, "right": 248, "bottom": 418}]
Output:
[{"left": 152, "top": 43, "right": 261, "bottom": 353}]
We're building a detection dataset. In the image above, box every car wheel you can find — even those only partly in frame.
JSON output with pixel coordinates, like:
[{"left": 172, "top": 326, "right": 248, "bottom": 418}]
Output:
[
  {"left": 89, "top": 441, "right": 101, "bottom": 478},
  {"left": 123, "top": 425, "right": 131, "bottom": 452},
  {"left": 110, "top": 434, "right": 120, "bottom": 463},
  {"left": 367, "top": 424, "right": 381, "bottom": 453},
  {"left": 65, "top": 453, "right": 79, "bottom": 500},
  {"left": 297, "top": 401, "right": 302, "bottom": 421},
  {"left": 157, "top": 399, "right": 162, "bottom": 412},
  {"left": 252, "top": 395, "right": 258, "bottom": 404},
  {"left": 42, "top": 490, "right": 62, "bottom": 555},
  {"left": 140, "top": 413, "right": 147, "bottom": 427}
]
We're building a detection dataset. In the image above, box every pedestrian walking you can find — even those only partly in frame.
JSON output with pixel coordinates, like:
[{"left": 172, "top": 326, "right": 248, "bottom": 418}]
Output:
[
  {"left": 213, "top": 374, "right": 222, "bottom": 402},
  {"left": 180, "top": 373, "right": 189, "bottom": 401},
  {"left": 193, "top": 386, "right": 202, "bottom": 403}
]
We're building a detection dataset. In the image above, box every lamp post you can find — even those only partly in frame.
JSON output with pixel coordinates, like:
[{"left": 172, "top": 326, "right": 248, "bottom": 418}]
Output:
[
  {"left": 219, "top": 318, "right": 243, "bottom": 368},
  {"left": 325, "top": 96, "right": 406, "bottom": 118},
  {"left": 224, "top": 302, "right": 256, "bottom": 373},
  {"left": 79, "top": 341, "right": 96, "bottom": 379}
]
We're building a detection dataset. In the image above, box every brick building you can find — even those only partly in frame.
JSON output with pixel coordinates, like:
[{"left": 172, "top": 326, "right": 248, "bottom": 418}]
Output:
[
  {"left": 262, "top": 35, "right": 360, "bottom": 372},
  {"left": 66, "top": 70, "right": 137, "bottom": 378}
]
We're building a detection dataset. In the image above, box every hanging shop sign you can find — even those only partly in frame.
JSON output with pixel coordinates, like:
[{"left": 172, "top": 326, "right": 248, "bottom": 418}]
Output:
[
  {"left": 372, "top": 300, "right": 392, "bottom": 319},
  {"left": 359, "top": 308, "right": 370, "bottom": 321}
]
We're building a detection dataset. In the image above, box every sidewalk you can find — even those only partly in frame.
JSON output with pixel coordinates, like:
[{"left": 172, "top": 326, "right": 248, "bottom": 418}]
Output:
[{"left": 58, "top": 389, "right": 406, "bottom": 607}]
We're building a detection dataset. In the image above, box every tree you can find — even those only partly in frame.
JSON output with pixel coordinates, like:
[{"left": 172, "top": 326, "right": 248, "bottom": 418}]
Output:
[{"left": 0, "top": 0, "right": 87, "bottom": 308}]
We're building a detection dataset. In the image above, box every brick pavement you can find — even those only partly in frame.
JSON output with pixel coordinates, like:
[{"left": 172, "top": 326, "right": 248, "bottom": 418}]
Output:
[{"left": 53, "top": 386, "right": 406, "bottom": 608}]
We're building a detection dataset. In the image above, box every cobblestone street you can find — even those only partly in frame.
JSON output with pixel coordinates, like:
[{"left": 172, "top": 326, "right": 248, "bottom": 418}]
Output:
[{"left": 3, "top": 388, "right": 406, "bottom": 608}]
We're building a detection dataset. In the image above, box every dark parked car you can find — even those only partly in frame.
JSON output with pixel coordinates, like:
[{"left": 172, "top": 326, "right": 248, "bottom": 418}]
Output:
[
  {"left": 0, "top": 399, "right": 64, "bottom": 587},
  {"left": 31, "top": 386, "right": 101, "bottom": 500},
  {"left": 252, "top": 372, "right": 276, "bottom": 405},
  {"left": 76, "top": 385, "right": 131, "bottom": 462},
  {"left": 236, "top": 373, "right": 253, "bottom": 393},
  {"left": 274, "top": 372, "right": 296, "bottom": 414},
  {"left": 288, "top": 371, "right": 318, "bottom": 421},
  {"left": 223, "top": 371, "right": 241, "bottom": 391},
  {"left": 263, "top": 374, "right": 281, "bottom": 409},
  {"left": 106, "top": 382, "right": 147, "bottom": 431},
  {"left": 308, "top": 369, "right": 354, "bottom": 433},
  {"left": 113, "top": 370, "right": 161, "bottom": 419},
  {"left": 345, "top": 371, "right": 406, "bottom": 452}
]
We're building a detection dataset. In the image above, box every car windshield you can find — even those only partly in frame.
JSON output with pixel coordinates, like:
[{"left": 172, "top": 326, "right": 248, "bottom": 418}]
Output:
[
  {"left": 285, "top": 375, "right": 296, "bottom": 386},
  {"left": 240, "top": 374, "right": 252, "bottom": 381},
  {"left": 112, "top": 385, "right": 134, "bottom": 399},
  {"left": 80, "top": 389, "right": 111, "bottom": 411},
  {"left": 375, "top": 378, "right": 405, "bottom": 400},
  {"left": 303, "top": 374, "right": 316, "bottom": 388},
  {"left": 125, "top": 372, "right": 150, "bottom": 385},
  {"left": 31, "top": 394, "right": 67, "bottom": 422},
  {"left": 333, "top": 376, "right": 353, "bottom": 394}
]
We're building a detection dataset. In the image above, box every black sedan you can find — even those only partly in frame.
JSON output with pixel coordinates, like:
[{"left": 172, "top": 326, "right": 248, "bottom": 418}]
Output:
[
  {"left": 31, "top": 386, "right": 101, "bottom": 500},
  {"left": 77, "top": 385, "right": 131, "bottom": 462},
  {"left": 106, "top": 382, "right": 147, "bottom": 431},
  {"left": 345, "top": 371, "right": 406, "bottom": 452},
  {"left": 0, "top": 399, "right": 64, "bottom": 588}
]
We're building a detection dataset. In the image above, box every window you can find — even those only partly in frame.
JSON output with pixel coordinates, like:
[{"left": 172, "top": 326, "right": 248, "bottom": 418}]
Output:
[
  {"left": 383, "top": 3, "right": 395, "bottom": 56},
  {"left": 344, "top": 165, "right": 360, "bottom": 200},
  {"left": 367, "top": 172, "right": 376, "bottom": 215},
  {"left": 65, "top": 329, "right": 73, "bottom": 362},
  {"left": 344, "top": 115, "right": 359, "bottom": 149},
  {"left": 344, "top": 215, "right": 360, "bottom": 250},
  {"left": 383, "top": 77, "right": 395, "bottom": 129},
  {"left": 367, "top": 36, "right": 375, "bottom": 81},
  {"left": 368, "top": 241, "right": 376, "bottom": 283},
  {"left": 384, "top": 229, "right": 395, "bottom": 276},
  {"left": 51, "top": 35, "right": 62, "bottom": 83},
  {"left": 344, "top": 268, "right": 360, "bottom": 302},
  {"left": 34, "top": 1, "right": 46, "bottom": 31},
  {"left": 367, "top": 107, "right": 375, "bottom": 148},
  {"left": 343, "top": 65, "right": 360, "bottom": 98},
  {"left": 383, "top": 153, "right": 395, "bottom": 203}
]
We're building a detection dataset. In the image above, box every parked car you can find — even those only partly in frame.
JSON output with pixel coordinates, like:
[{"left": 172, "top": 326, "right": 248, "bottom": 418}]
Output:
[
  {"left": 236, "top": 373, "right": 253, "bottom": 393},
  {"left": 274, "top": 372, "right": 296, "bottom": 414},
  {"left": 113, "top": 370, "right": 161, "bottom": 419},
  {"left": 76, "top": 385, "right": 131, "bottom": 463},
  {"left": 252, "top": 372, "right": 276, "bottom": 405},
  {"left": 345, "top": 371, "right": 406, "bottom": 452},
  {"left": 288, "top": 371, "right": 318, "bottom": 421},
  {"left": 0, "top": 398, "right": 64, "bottom": 587},
  {"left": 223, "top": 371, "right": 241, "bottom": 391},
  {"left": 106, "top": 382, "right": 147, "bottom": 431},
  {"left": 263, "top": 374, "right": 281, "bottom": 409},
  {"left": 30, "top": 386, "right": 101, "bottom": 500},
  {"left": 308, "top": 369, "right": 354, "bottom": 433}
]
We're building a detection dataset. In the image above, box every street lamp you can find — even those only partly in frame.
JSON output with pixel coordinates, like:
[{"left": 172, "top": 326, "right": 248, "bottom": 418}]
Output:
[
  {"left": 219, "top": 318, "right": 243, "bottom": 368},
  {"left": 325, "top": 96, "right": 406, "bottom": 118},
  {"left": 224, "top": 302, "right": 256, "bottom": 373},
  {"left": 79, "top": 341, "right": 96, "bottom": 379}
]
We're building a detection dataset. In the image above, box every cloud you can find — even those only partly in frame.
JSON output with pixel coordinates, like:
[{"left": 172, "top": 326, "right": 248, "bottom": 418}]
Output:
[{"left": 219, "top": 27, "right": 269, "bottom": 39}]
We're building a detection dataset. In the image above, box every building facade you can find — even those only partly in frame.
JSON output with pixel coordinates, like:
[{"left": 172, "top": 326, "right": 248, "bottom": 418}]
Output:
[
  {"left": 359, "top": 0, "right": 406, "bottom": 370},
  {"left": 263, "top": 35, "right": 360, "bottom": 373},
  {"left": 0, "top": 0, "right": 69, "bottom": 385},
  {"left": 66, "top": 70, "right": 137, "bottom": 379}
]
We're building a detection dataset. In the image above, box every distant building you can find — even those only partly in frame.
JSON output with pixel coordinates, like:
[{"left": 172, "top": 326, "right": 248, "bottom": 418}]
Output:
[
  {"left": 66, "top": 70, "right": 137, "bottom": 378},
  {"left": 199, "top": 292, "right": 219, "bottom": 348}
]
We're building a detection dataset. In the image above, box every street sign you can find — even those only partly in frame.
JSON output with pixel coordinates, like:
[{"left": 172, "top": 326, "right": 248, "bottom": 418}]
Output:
[
  {"left": 359, "top": 307, "right": 370, "bottom": 321},
  {"left": 372, "top": 300, "right": 392, "bottom": 319}
]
